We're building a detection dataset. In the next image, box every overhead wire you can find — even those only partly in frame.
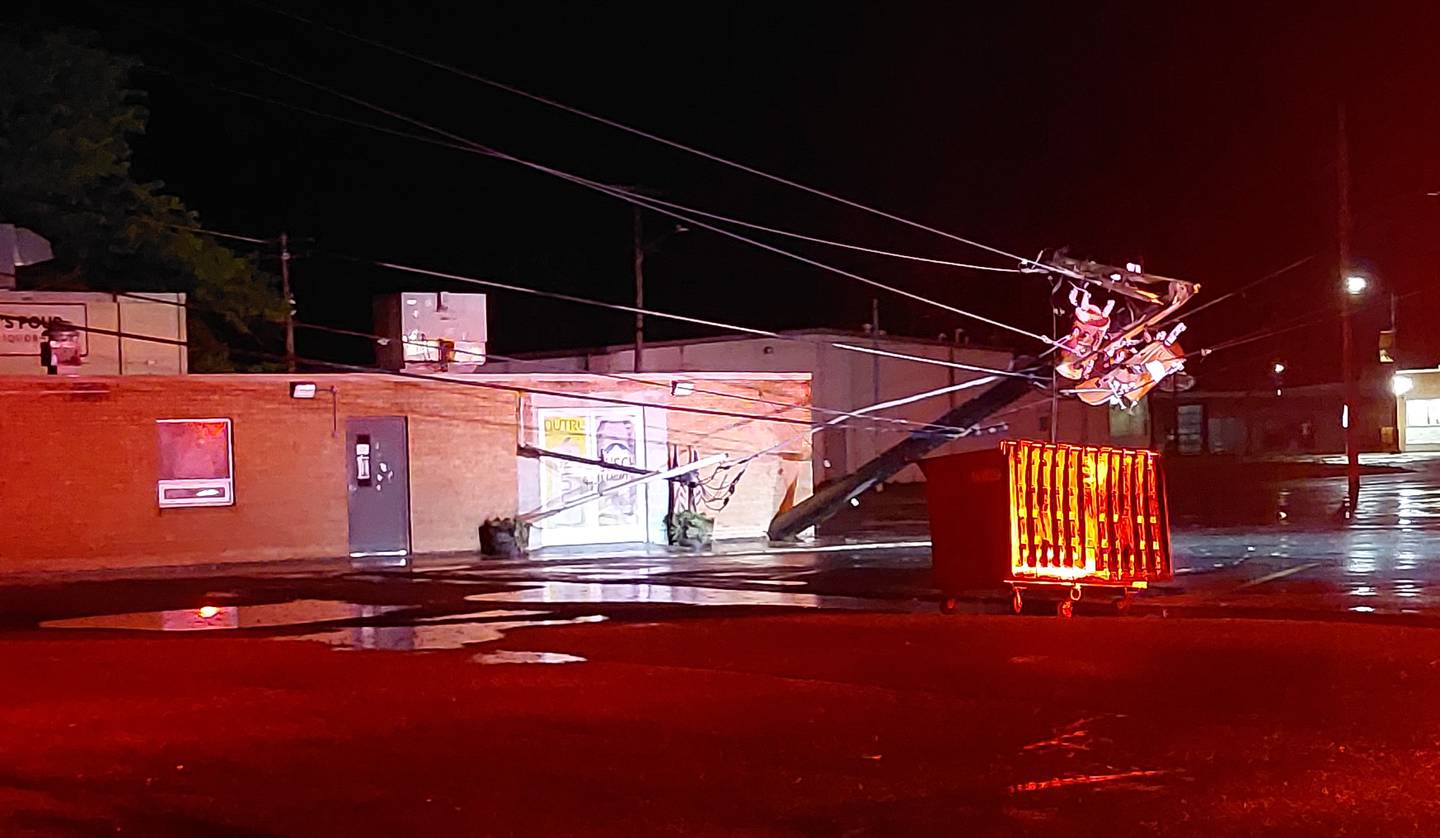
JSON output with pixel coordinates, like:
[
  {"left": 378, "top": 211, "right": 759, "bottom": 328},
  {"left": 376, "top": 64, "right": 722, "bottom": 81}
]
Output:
[
  {"left": 33, "top": 161, "right": 1036, "bottom": 382},
  {"left": 347, "top": 254, "right": 1042, "bottom": 377},
  {"left": 131, "top": 9, "right": 1059, "bottom": 347},
  {"left": 618, "top": 192, "right": 1025, "bottom": 272},
  {"left": 95, "top": 288, "right": 1007, "bottom": 439},
  {"left": 291, "top": 318, "right": 997, "bottom": 437},
  {"left": 1157, "top": 254, "right": 1319, "bottom": 331},
  {"left": 245, "top": 2, "right": 1081, "bottom": 279},
  {"left": 1201, "top": 285, "right": 1426, "bottom": 359},
  {"left": 147, "top": 66, "right": 1024, "bottom": 275}
]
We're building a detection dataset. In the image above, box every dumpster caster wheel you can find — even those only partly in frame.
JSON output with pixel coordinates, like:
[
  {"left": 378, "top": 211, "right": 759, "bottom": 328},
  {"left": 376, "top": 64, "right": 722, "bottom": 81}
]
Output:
[
  {"left": 1011, "top": 589, "right": 1024, "bottom": 614},
  {"left": 1057, "top": 600, "right": 1074, "bottom": 619},
  {"left": 940, "top": 596, "right": 959, "bottom": 615}
]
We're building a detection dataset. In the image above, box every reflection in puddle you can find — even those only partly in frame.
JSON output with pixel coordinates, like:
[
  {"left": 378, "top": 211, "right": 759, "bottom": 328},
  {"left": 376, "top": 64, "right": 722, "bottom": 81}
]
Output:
[
  {"left": 474, "top": 650, "right": 587, "bottom": 665},
  {"left": 464, "top": 581, "right": 862, "bottom": 608},
  {"left": 39, "top": 601, "right": 608, "bottom": 653},
  {"left": 294, "top": 614, "right": 608, "bottom": 651},
  {"left": 41, "top": 600, "right": 405, "bottom": 631}
]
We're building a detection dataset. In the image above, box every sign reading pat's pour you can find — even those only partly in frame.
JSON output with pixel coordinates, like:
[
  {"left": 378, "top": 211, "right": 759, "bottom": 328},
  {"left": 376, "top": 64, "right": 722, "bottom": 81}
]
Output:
[{"left": 0, "top": 303, "right": 88, "bottom": 356}]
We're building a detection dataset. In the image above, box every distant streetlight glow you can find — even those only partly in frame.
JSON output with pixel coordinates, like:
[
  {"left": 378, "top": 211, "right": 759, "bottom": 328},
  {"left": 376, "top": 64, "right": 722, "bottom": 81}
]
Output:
[
  {"left": 1392, "top": 374, "right": 1415, "bottom": 396},
  {"left": 1345, "top": 274, "right": 1368, "bottom": 296},
  {"left": 1272, "top": 362, "right": 1286, "bottom": 375}
]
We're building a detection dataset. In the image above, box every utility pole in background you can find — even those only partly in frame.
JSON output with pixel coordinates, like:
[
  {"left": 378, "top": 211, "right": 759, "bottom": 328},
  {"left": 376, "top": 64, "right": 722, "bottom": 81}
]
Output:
[
  {"left": 633, "top": 207, "right": 645, "bottom": 373},
  {"left": 280, "top": 232, "right": 296, "bottom": 372},
  {"left": 870, "top": 298, "right": 881, "bottom": 403},
  {"left": 1337, "top": 104, "right": 1361, "bottom": 506}
]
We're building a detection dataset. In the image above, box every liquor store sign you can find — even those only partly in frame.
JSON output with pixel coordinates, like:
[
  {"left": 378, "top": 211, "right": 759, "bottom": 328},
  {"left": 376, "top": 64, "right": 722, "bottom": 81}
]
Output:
[{"left": 0, "top": 303, "right": 88, "bottom": 356}]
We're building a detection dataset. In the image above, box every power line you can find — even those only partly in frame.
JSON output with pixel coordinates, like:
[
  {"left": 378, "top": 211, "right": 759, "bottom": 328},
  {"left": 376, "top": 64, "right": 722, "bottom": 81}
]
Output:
[
  {"left": 92, "top": 289, "right": 1005, "bottom": 436},
  {"left": 23, "top": 173, "right": 1038, "bottom": 381},
  {"left": 292, "top": 319, "right": 992, "bottom": 437},
  {"left": 1161, "top": 254, "right": 1319, "bottom": 328},
  {"left": 1194, "top": 284, "right": 1432, "bottom": 365},
  {"left": 141, "top": 9, "right": 1061, "bottom": 343},
  {"left": 352, "top": 254, "right": 1043, "bottom": 377},
  {"left": 147, "top": 66, "right": 1023, "bottom": 276},
  {"left": 1158, "top": 190, "right": 1440, "bottom": 332},
  {"left": 246, "top": 2, "right": 1075, "bottom": 278},
  {"left": 620, "top": 192, "right": 1025, "bottom": 273},
  {"left": 396, "top": 162, "right": 1056, "bottom": 345},
  {"left": 0, "top": 186, "right": 272, "bottom": 246}
]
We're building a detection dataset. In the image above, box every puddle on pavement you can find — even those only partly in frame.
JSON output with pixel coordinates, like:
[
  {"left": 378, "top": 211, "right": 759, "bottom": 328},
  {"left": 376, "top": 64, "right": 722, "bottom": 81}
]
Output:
[
  {"left": 39, "top": 601, "right": 610, "bottom": 653},
  {"left": 40, "top": 600, "right": 407, "bottom": 632},
  {"left": 463, "top": 581, "right": 878, "bottom": 609},
  {"left": 292, "top": 614, "right": 608, "bottom": 651},
  {"left": 473, "top": 650, "right": 587, "bottom": 665}
]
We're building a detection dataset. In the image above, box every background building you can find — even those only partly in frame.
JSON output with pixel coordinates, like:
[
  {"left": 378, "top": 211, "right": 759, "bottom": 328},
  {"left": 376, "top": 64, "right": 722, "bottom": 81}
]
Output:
[
  {"left": 481, "top": 329, "right": 1151, "bottom": 482},
  {"left": 1394, "top": 367, "right": 1440, "bottom": 453},
  {"left": 0, "top": 290, "right": 187, "bottom": 375}
]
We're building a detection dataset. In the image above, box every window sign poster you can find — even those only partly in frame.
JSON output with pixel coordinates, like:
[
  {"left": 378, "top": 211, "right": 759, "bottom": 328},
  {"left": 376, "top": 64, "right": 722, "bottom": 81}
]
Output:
[
  {"left": 596, "top": 417, "right": 639, "bottom": 527},
  {"left": 541, "top": 413, "right": 592, "bottom": 526}
]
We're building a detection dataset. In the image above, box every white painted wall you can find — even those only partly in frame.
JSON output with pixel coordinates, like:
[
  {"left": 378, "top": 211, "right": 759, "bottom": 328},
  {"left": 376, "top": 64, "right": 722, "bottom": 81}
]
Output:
[{"left": 482, "top": 333, "right": 1035, "bottom": 484}]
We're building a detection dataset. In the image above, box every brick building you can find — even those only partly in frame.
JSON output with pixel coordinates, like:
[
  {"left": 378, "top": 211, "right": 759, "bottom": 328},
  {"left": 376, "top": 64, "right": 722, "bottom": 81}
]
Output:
[{"left": 1, "top": 372, "right": 811, "bottom": 573}]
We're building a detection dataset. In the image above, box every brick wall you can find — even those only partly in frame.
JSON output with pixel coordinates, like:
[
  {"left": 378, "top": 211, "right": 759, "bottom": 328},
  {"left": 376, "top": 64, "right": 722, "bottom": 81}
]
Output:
[
  {"left": 0, "top": 375, "right": 519, "bottom": 572},
  {"left": 1, "top": 372, "right": 811, "bottom": 573}
]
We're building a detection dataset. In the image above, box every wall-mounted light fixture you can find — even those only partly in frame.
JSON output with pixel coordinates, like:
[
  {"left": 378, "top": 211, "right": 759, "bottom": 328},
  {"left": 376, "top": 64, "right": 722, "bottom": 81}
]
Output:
[{"left": 289, "top": 381, "right": 338, "bottom": 435}]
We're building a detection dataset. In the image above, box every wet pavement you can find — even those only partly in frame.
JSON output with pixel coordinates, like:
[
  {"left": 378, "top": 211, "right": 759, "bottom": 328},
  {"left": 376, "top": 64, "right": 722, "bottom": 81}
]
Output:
[
  {"left": 8, "top": 454, "right": 1440, "bottom": 834},
  {"left": 10, "top": 453, "right": 1440, "bottom": 635},
  {"left": 9, "top": 611, "right": 1440, "bottom": 835}
]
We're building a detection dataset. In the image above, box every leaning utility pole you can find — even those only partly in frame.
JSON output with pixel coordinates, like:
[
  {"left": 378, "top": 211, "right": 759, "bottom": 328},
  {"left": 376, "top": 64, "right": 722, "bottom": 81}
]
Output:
[
  {"left": 280, "top": 232, "right": 296, "bottom": 372},
  {"left": 767, "top": 361, "right": 1041, "bottom": 540},
  {"left": 1337, "top": 105, "right": 1360, "bottom": 504}
]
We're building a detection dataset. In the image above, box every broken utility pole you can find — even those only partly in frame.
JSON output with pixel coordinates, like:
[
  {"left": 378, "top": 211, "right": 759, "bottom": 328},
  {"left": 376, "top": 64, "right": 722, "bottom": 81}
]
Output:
[{"left": 766, "top": 360, "right": 1042, "bottom": 540}]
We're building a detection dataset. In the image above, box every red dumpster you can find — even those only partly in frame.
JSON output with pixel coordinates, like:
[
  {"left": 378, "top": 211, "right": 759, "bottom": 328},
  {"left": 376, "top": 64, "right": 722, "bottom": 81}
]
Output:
[{"left": 919, "top": 439, "right": 1173, "bottom": 617}]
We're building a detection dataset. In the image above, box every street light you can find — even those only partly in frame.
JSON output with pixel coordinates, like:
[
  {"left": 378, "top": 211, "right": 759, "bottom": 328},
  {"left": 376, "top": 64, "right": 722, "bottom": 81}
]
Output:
[
  {"left": 1345, "top": 274, "right": 1368, "bottom": 296},
  {"left": 1393, "top": 374, "right": 1414, "bottom": 396},
  {"left": 1272, "top": 362, "right": 1286, "bottom": 375}
]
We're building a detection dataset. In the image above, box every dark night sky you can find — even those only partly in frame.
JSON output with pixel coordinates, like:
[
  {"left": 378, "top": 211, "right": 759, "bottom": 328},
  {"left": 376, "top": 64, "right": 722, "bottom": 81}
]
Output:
[{"left": 10, "top": 2, "right": 1440, "bottom": 386}]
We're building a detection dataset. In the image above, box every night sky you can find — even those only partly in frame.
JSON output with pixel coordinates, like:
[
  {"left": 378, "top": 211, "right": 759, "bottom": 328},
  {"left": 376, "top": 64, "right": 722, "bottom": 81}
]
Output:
[{"left": 10, "top": 2, "right": 1440, "bottom": 387}]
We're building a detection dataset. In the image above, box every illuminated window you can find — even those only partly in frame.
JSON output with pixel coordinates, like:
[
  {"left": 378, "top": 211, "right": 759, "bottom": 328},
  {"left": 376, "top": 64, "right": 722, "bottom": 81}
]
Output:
[
  {"left": 1405, "top": 398, "right": 1440, "bottom": 446},
  {"left": 156, "top": 419, "right": 234, "bottom": 508},
  {"left": 1407, "top": 398, "right": 1440, "bottom": 427}
]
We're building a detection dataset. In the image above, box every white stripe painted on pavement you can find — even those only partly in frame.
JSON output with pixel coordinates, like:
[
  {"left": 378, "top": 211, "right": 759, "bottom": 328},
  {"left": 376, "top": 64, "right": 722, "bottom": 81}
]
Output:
[{"left": 1234, "top": 561, "right": 1322, "bottom": 590}]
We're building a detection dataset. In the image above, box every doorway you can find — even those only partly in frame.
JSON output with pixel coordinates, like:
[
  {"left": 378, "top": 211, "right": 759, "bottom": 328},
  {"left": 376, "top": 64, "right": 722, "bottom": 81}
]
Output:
[
  {"left": 533, "top": 406, "right": 649, "bottom": 546},
  {"left": 345, "top": 416, "right": 412, "bottom": 557}
]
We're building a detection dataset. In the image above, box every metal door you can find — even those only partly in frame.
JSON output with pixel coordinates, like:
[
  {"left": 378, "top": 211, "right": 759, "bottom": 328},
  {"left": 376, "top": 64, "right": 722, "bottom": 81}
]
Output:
[{"left": 345, "top": 416, "right": 411, "bottom": 557}]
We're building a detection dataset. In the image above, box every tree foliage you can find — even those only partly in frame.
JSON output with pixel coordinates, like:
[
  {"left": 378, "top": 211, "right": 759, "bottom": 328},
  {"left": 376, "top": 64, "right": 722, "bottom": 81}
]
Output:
[{"left": 0, "top": 28, "right": 284, "bottom": 370}]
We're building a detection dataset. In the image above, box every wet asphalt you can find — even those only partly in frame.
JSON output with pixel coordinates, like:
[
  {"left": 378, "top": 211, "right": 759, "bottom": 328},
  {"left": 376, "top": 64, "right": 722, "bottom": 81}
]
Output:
[
  {"left": 5, "top": 453, "right": 1440, "bottom": 635},
  {"left": 8, "top": 455, "right": 1440, "bottom": 835}
]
